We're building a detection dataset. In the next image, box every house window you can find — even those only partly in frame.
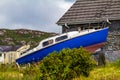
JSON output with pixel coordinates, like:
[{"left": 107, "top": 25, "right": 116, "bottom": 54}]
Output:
[
  {"left": 55, "top": 35, "right": 68, "bottom": 42},
  {"left": 0, "top": 54, "right": 2, "bottom": 57},
  {"left": 4, "top": 54, "right": 6, "bottom": 58},
  {"left": 42, "top": 39, "right": 53, "bottom": 47}
]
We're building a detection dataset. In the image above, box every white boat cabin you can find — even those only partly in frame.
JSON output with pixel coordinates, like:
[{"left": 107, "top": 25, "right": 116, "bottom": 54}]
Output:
[{"left": 37, "top": 31, "right": 79, "bottom": 48}]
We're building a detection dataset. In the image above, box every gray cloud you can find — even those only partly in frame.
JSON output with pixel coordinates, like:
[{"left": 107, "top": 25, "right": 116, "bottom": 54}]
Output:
[
  {"left": 65, "top": 0, "right": 75, "bottom": 2},
  {"left": 0, "top": 0, "right": 74, "bottom": 33}
]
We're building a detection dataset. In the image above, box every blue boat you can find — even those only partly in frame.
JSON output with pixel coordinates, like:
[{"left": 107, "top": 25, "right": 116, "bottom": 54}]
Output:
[{"left": 16, "top": 27, "right": 109, "bottom": 64}]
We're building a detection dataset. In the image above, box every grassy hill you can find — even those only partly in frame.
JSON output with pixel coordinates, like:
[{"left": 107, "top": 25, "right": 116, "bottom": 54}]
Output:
[{"left": 0, "top": 29, "right": 57, "bottom": 48}]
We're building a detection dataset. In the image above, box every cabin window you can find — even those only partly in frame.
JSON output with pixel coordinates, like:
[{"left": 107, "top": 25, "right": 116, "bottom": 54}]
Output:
[
  {"left": 55, "top": 35, "right": 68, "bottom": 42},
  {"left": 42, "top": 39, "right": 53, "bottom": 47}
]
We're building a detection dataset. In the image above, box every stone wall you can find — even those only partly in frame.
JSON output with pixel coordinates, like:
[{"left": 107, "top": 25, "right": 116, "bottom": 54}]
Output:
[
  {"left": 105, "top": 20, "right": 120, "bottom": 51},
  {"left": 98, "top": 20, "right": 120, "bottom": 63},
  {"left": 106, "top": 31, "right": 120, "bottom": 51}
]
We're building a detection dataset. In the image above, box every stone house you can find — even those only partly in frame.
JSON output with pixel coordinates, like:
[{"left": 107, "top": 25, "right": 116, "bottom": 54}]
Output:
[
  {"left": 57, "top": 0, "right": 120, "bottom": 63},
  {"left": 57, "top": 0, "right": 120, "bottom": 33},
  {"left": 0, "top": 45, "right": 30, "bottom": 64}
]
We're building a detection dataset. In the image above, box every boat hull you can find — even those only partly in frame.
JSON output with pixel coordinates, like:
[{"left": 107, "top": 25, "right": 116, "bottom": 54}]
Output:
[
  {"left": 84, "top": 42, "right": 105, "bottom": 52},
  {"left": 16, "top": 28, "right": 108, "bottom": 64}
]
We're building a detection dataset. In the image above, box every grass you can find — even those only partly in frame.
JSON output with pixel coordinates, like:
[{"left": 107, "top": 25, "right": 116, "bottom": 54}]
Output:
[
  {"left": 1, "top": 62, "right": 120, "bottom": 80},
  {"left": 0, "top": 59, "right": 120, "bottom": 80},
  {"left": 75, "top": 64, "right": 120, "bottom": 80},
  {"left": 0, "top": 71, "right": 23, "bottom": 80}
]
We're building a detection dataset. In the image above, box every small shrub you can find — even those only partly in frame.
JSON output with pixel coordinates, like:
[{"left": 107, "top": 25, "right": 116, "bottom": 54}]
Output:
[
  {"left": 38, "top": 47, "right": 95, "bottom": 80},
  {"left": 113, "top": 59, "right": 120, "bottom": 68}
]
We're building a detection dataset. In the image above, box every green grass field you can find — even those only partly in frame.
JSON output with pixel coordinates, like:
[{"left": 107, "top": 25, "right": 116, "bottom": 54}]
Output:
[
  {"left": 0, "top": 60, "right": 120, "bottom": 80},
  {"left": 1, "top": 63, "right": 120, "bottom": 80}
]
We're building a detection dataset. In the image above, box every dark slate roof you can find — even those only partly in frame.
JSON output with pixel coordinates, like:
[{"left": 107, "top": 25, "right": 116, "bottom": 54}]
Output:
[
  {"left": 0, "top": 46, "right": 21, "bottom": 52},
  {"left": 57, "top": 0, "right": 120, "bottom": 25}
]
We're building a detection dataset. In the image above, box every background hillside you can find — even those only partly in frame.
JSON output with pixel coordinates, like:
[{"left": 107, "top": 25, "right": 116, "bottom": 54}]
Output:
[{"left": 0, "top": 29, "right": 57, "bottom": 51}]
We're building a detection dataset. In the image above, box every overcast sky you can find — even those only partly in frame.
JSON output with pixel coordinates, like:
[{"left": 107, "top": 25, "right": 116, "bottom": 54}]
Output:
[{"left": 0, "top": 0, "right": 75, "bottom": 33}]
